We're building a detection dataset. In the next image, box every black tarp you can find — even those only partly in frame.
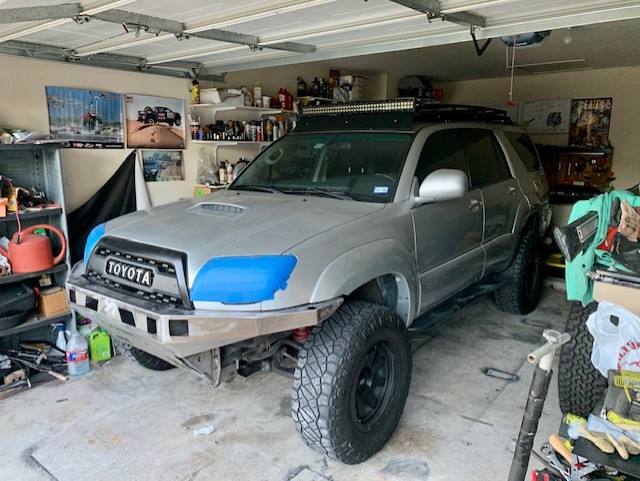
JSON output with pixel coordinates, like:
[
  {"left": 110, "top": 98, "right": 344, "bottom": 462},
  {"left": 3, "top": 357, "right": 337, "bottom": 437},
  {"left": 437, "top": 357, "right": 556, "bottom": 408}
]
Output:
[{"left": 66, "top": 151, "right": 137, "bottom": 264}]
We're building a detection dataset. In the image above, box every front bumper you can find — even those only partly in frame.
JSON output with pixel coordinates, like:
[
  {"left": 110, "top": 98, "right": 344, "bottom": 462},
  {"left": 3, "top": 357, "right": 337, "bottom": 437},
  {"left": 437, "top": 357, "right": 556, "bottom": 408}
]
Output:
[{"left": 66, "top": 263, "right": 342, "bottom": 369}]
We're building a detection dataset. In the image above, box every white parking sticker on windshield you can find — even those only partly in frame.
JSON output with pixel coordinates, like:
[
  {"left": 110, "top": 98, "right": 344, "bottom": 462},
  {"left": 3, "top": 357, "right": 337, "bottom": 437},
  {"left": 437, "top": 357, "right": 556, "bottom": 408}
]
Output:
[{"left": 373, "top": 186, "right": 389, "bottom": 194}]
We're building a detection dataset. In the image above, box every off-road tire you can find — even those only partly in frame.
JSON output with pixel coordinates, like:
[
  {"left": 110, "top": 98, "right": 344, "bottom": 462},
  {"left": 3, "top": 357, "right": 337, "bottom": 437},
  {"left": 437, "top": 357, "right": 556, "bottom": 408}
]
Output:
[
  {"left": 174, "top": 116, "right": 182, "bottom": 126},
  {"left": 494, "top": 230, "right": 543, "bottom": 314},
  {"left": 292, "top": 300, "right": 412, "bottom": 464},
  {"left": 129, "top": 346, "right": 175, "bottom": 371},
  {"left": 558, "top": 301, "right": 606, "bottom": 417}
]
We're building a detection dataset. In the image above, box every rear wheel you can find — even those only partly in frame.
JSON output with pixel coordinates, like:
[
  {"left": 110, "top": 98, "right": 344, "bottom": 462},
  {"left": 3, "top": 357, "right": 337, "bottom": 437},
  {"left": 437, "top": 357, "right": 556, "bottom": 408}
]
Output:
[
  {"left": 129, "top": 346, "right": 175, "bottom": 371},
  {"left": 558, "top": 301, "right": 606, "bottom": 417},
  {"left": 494, "top": 230, "right": 543, "bottom": 314},
  {"left": 292, "top": 301, "right": 412, "bottom": 464}
]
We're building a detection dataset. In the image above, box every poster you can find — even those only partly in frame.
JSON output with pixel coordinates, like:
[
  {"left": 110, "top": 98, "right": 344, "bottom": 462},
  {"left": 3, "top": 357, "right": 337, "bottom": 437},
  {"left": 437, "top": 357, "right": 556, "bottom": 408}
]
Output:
[
  {"left": 522, "top": 99, "right": 571, "bottom": 134},
  {"left": 569, "top": 98, "right": 613, "bottom": 148},
  {"left": 125, "top": 94, "right": 185, "bottom": 149},
  {"left": 141, "top": 150, "right": 184, "bottom": 182},
  {"left": 45, "top": 86, "right": 124, "bottom": 148}
]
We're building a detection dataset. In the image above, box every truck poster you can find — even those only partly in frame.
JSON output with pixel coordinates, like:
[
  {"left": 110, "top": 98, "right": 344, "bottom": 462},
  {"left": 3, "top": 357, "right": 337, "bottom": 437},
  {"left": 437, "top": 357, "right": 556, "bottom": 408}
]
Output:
[
  {"left": 45, "top": 86, "right": 124, "bottom": 148},
  {"left": 124, "top": 94, "right": 185, "bottom": 149}
]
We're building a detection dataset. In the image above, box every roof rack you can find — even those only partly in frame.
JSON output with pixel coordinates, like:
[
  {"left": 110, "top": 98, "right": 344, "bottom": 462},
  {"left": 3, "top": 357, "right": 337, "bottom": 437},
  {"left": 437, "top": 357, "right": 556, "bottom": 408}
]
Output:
[{"left": 414, "top": 102, "right": 513, "bottom": 125}]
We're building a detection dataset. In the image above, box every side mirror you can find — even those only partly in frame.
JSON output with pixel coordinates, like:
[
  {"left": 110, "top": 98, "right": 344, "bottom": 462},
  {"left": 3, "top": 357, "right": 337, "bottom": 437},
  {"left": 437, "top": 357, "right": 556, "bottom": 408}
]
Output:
[{"left": 416, "top": 169, "right": 468, "bottom": 205}]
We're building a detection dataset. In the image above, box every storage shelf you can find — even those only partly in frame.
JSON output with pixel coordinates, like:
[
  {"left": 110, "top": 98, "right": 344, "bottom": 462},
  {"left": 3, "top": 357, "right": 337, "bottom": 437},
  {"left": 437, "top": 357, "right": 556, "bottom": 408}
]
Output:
[
  {"left": 0, "top": 207, "right": 62, "bottom": 224},
  {"left": 0, "top": 310, "right": 72, "bottom": 337},
  {"left": 0, "top": 264, "right": 67, "bottom": 286},
  {"left": 192, "top": 103, "right": 283, "bottom": 115}
]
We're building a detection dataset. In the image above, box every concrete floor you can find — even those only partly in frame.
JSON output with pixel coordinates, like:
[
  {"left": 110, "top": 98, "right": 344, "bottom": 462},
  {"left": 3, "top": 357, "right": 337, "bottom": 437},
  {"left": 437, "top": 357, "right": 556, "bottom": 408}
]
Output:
[{"left": 1, "top": 285, "right": 571, "bottom": 481}]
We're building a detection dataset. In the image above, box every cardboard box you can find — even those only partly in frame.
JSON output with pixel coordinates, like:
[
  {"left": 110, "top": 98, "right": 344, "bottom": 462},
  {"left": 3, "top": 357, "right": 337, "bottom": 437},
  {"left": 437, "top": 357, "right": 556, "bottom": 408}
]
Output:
[
  {"left": 39, "top": 286, "right": 70, "bottom": 318},
  {"left": 194, "top": 185, "right": 212, "bottom": 197},
  {"left": 200, "top": 88, "right": 245, "bottom": 106},
  {"left": 593, "top": 279, "right": 640, "bottom": 317}
]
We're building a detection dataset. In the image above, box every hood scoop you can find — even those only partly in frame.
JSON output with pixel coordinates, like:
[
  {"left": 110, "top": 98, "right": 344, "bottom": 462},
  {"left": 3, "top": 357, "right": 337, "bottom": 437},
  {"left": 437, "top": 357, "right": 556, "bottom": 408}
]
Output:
[{"left": 188, "top": 202, "right": 246, "bottom": 218}]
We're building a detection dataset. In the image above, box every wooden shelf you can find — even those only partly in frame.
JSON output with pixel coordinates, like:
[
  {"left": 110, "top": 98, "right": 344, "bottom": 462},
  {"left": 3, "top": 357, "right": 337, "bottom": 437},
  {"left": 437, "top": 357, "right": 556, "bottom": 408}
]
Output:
[
  {"left": 0, "top": 311, "right": 72, "bottom": 337},
  {"left": 0, "top": 264, "right": 67, "bottom": 286}
]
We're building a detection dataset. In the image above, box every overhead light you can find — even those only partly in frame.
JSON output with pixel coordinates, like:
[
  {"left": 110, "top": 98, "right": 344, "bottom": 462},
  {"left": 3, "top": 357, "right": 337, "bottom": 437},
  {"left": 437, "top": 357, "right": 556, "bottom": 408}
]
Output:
[{"left": 563, "top": 27, "right": 573, "bottom": 44}]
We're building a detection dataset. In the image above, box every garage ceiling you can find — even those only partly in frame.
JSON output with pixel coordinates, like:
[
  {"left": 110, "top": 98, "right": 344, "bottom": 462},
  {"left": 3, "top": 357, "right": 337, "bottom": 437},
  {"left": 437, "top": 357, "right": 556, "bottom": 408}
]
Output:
[{"left": 1, "top": 0, "right": 640, "bottom": 82}]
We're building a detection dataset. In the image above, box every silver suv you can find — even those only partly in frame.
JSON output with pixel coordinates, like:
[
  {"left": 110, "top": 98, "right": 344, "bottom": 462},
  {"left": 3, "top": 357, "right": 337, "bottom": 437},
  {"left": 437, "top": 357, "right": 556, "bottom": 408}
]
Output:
[{"left": 67, "top": 99, "right": 550, "bottom": 464}]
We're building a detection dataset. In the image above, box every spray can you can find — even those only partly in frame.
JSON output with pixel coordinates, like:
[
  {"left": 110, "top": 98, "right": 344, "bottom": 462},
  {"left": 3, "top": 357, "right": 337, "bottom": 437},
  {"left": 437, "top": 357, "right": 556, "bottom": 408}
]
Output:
[
  {"left": 191, "top": 79, "right": 200, "bottom": 104},
  {"left": 66, "top": 331, "right": 90, "bottom": 378}
]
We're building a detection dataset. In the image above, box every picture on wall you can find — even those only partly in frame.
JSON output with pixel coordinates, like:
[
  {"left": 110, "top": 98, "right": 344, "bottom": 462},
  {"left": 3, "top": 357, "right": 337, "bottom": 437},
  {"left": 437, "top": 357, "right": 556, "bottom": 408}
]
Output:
[
  {"left": 141, "top": 150, "right": 185, "bottom": 182},
  {"left": 522, "top": 99, "right": 571, "bottom": 134},
  {"left": 45, "top": 86, "right": 124, "bottom": 148},
  {"left": 569, "top": 98, "right": 613, "bottom": 148},
  {"left": 125, "top": 94, "right": 185, "bottom": 149}
]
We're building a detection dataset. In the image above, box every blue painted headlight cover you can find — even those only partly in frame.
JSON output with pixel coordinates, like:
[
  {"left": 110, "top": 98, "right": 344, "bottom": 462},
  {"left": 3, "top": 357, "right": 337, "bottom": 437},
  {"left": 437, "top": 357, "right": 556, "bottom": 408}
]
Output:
[
  {"left": 191, "top": 255, "right": 297, "bottom": 304},
  {"left": 84, "top": 222, "right": 106, "bottom": 265}
]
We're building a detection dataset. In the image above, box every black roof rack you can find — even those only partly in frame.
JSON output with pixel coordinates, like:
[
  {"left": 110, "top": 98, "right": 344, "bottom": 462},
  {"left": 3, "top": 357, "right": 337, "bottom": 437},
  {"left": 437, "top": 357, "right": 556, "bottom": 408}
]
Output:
[{"left": 414, "top": 102, "right": 513, "bottom": 125}]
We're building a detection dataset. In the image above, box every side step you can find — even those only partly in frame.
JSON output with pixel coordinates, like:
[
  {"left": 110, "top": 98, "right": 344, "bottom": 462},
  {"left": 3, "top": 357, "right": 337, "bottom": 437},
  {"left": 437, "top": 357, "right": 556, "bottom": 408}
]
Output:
[{"left": 409, "top": 279, "right": 504, "bottom": 332}]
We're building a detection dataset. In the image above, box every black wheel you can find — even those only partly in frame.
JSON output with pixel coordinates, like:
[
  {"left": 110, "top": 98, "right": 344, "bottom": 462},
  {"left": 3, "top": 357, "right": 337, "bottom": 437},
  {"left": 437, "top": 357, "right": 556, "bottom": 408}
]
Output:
[
  {"left": 129, "top": 346, "right": 175, "bottom": 371},
  {"left": 146, "top": 117, "right": 156, "bottom": 124},
  {"left": 292, "top": 300, "right": 412, "bottom": 464},
  {"left": 174, "top": 116, "right": 181, "bottom": 126},
  {"left": 494, "top": 230, "right": 543, "bottom": 314},
  {"left": 558, "top": 301, "right": 606, "bottom": 417}
]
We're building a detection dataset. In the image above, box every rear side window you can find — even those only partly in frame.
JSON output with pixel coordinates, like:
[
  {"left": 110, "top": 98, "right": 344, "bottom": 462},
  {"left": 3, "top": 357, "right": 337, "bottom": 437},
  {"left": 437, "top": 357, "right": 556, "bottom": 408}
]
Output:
[
  {"left": 503, "top": 131, "right": 541, "bottom": 172},
  {"left": 415, "top": 130, "right": 467, "bottom": 184},
  {"left": 465, "top": 129, "right": 512, "bottom": 187}
]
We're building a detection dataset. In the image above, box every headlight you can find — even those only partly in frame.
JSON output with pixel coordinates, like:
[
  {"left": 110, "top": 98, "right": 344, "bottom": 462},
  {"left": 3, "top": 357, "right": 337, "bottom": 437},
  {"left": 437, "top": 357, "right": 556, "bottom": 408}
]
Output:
[
  {"left": 190, "top": 255, "right": 297, "bottom": 304},
  {"left": 84, "top": 222, "right": 106, "bottom": 265}
]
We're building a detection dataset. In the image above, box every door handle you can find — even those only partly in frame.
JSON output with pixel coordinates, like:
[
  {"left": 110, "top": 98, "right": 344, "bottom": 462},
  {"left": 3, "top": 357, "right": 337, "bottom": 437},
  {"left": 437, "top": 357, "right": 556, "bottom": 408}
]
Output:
[
  {"left": 508, "top": 186, "right": 518, "bottom": 195},
  {"left": 469, "top": 198, "right": 482, "bottom": 212}
]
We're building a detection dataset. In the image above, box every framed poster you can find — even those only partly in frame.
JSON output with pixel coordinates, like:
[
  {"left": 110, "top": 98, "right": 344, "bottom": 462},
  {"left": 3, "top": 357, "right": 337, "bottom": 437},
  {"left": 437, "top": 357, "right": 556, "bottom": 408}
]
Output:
[
  {"left": 522, "top": 99, "right": 571, "bottom": 134},
  {"left": 569, "top": 98, "right": 613, "bottom": 148},
  {"left": 45, "top": 86, "right": 124, "bottom": 148},
  {"left": 125, "top": 94, "right": 186, "bottom": 149},
  {"left": 141, "top": 150, "right": 184, "bottom": 182}
]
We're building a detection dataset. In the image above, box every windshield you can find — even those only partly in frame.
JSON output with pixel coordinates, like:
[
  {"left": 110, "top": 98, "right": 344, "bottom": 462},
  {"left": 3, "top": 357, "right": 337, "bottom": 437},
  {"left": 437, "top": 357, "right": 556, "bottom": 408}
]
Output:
[{"left": 230, "top": 132, "right": 414, "bottom": 203}]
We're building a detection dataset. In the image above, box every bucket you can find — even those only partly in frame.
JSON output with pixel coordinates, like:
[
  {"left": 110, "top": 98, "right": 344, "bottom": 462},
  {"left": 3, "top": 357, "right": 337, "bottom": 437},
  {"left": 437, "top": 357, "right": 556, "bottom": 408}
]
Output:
[{"left": 89, "top": 329, "right": 112, "bottom": 362}]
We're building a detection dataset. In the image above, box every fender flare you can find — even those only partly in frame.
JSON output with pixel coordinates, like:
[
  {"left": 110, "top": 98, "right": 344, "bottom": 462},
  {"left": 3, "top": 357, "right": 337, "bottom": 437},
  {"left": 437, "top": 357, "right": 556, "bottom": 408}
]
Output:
[{"left": 309, "top": 239, "right": 418, "bottom": 323}]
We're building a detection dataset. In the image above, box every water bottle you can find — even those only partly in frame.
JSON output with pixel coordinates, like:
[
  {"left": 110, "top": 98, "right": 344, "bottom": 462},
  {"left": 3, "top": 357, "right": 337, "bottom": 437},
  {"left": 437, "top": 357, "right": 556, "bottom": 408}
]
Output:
[{"left": 66, "top": 331, "right": 90, "bottom": 378}]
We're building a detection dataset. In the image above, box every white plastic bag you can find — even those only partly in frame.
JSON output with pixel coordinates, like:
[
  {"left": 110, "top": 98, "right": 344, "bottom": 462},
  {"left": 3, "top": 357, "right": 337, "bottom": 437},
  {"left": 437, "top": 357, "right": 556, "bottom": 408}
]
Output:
[{"left": 587, "top": 300, "right": 640, "bottom": 376}]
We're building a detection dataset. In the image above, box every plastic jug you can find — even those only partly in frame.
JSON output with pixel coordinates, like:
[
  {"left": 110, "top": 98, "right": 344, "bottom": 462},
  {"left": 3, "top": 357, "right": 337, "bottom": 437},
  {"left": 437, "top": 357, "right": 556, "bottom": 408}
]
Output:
[
  {"left": 89, "top": 329, "right": 112, "bottom": 362},
  {"left": 66, "top": 331, "right": 90, "bottom": 378}
]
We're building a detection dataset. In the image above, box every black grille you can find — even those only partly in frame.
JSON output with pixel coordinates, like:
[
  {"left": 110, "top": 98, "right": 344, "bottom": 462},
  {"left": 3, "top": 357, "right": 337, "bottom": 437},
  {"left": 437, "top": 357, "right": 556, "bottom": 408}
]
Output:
[{"left": 86, "top": 244, "right": 186, "bottom": 309}]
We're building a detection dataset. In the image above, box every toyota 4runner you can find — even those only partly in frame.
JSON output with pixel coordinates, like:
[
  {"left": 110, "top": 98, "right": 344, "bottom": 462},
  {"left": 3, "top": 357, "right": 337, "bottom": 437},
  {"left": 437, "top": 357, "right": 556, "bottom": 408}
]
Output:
[{"left": 67, "top": 99, "right": 551, "bottom": 464}]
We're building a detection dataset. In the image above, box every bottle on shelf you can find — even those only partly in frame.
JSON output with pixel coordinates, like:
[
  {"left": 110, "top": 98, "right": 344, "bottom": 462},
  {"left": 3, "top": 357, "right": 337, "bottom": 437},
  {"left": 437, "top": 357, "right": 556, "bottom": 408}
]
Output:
[
  {"left": 311, "top": 77, "right": 319, "bottom": 97},
  {"left": 66, "top": 330, "right": 90, "bottom": 378},
  {"left": 319, "top": 78, "right": 326, "bottom": 98},
  {"left": 219, "top": 161, "right": 227, "bottom": 183},
  {"left": 328, "top": 78, "right": 334, "bottom": 100},
  {"left": 297, "top": 76, "right": 308, "bottom": 97},
  {"left": 226, "top": 162, "right": 234, "bottom": 183},
  {"left": 253, "top": 83, "right": 262, "bottom": 107},
  {"left": 191, "top": 79, "right": 200, "bottom": 104}
]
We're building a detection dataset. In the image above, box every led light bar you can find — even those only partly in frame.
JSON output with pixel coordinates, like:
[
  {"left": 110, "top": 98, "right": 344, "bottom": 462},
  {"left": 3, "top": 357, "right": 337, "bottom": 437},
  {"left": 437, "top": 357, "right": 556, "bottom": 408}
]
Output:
[{"left": 301, "top": 98, "right": 417, "bottom": 117}]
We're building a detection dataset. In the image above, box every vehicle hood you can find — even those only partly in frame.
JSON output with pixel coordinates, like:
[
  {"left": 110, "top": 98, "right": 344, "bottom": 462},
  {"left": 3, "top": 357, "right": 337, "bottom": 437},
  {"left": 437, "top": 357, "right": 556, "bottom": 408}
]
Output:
[{"left": 102, "top": 189, "right": 384, "bottom": 265}]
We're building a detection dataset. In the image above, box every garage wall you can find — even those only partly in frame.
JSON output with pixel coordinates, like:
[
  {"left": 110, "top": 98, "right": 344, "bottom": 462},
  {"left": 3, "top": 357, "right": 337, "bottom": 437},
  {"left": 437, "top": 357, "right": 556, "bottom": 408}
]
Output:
[
  {"left": 437, "top": 66, "right": 640, "bottom": 190},
  {"left": 0, "top": 55, "right": 196, "bottom": 211}
]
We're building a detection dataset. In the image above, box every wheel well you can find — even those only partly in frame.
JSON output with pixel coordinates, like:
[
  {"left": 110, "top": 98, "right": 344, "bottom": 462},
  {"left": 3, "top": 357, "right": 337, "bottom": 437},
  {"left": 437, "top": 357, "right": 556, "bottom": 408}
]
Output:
[{"left": 346, "top": 274, "right": 411, "bottom": 324}]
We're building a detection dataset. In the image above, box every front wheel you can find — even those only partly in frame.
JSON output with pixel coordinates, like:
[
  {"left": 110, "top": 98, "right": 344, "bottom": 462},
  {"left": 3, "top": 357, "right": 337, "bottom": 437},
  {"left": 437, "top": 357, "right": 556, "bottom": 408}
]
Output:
[
  {"left": 494, "top": 230, "right": 543, "bottom": 314},
  {"left": 129, "top": 346, "right": 175, "bottom": 371},
  {"left": 292, "top": 301, "right": 412, "bottom": 464},
  {"left": 174, "top": 116, "right": 181, "bottom": 126}
]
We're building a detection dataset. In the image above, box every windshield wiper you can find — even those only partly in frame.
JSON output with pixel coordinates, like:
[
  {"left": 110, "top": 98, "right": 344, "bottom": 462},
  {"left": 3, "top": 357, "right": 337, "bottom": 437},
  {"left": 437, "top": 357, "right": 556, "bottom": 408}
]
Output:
[
  {"left": 231, "top": 184, "right": 283, "bottom": 194},
  {"left": 282, "top": 187, "right": 353, "bottom": 200}
]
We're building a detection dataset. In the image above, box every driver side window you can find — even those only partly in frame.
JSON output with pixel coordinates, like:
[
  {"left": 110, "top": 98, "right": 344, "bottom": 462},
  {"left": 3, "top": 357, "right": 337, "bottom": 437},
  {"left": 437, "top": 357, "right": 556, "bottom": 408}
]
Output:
[{"left": 415, "top": 130, "right": 468, "bottom": 184}]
